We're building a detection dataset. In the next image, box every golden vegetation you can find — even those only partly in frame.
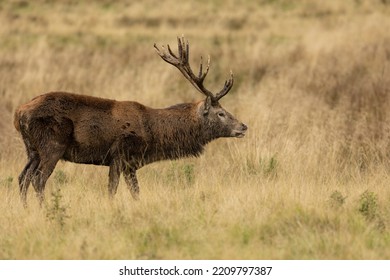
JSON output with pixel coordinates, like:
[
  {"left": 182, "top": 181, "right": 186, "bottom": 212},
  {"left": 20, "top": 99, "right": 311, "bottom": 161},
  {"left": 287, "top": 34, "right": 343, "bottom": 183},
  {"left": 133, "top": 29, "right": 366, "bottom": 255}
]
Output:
[{"left": 1, "top": 0, "right": 390, "bottom": 259}]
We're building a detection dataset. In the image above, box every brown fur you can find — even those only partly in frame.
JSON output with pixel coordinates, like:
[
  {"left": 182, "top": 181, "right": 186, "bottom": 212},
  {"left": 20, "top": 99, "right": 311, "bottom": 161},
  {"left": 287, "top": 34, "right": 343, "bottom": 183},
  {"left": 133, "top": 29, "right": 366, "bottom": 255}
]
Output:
[{"left": 15, "top": 91, "right": 247, "bottom": 206}]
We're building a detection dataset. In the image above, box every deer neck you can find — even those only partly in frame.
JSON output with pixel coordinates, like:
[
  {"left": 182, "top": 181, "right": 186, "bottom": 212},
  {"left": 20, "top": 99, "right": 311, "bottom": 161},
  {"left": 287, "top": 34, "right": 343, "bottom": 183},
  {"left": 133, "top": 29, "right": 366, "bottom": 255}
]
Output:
[{"left": 146, "top": 103, "right": 211, "bottom": 159}]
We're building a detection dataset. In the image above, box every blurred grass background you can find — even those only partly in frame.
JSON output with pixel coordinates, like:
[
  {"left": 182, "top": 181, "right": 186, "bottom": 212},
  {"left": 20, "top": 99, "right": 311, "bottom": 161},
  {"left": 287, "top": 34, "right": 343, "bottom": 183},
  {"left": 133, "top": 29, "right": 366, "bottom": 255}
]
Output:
[{"left": 1, "top": 0, "right": 390, "bottom": 259}]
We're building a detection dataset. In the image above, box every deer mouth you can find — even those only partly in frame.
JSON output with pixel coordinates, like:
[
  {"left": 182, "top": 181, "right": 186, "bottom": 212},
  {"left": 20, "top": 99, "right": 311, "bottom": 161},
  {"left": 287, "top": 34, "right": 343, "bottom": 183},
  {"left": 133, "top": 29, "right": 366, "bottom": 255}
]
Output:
[
  {"left": 232, "top": 129, "right": 247, "bottom": 138},
  {"left": 232, "top": 124, "right": 248, "bottom": 138},
  {"left": 234, "top": 131, "right": 246, "bottom": 138}
]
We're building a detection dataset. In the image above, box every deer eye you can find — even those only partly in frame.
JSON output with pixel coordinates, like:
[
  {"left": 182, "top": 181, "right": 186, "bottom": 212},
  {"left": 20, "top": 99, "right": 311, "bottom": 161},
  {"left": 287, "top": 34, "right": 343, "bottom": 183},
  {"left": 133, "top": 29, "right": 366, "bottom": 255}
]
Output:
[{"left": 218, "top": 112, "right": 226, "bottom": 118}]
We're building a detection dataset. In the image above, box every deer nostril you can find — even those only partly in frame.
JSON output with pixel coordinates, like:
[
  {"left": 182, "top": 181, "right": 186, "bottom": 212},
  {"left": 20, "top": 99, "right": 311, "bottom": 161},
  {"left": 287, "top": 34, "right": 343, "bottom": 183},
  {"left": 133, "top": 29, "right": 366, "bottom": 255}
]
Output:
[{"left": 242, "top": 123, "right": 248, "bottom": 131}]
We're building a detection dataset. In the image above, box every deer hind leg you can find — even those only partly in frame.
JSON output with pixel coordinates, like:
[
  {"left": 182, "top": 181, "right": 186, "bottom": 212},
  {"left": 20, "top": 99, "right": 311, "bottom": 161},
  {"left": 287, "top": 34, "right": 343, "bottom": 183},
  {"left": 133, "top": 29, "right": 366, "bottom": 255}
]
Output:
[
  {"left": 123, "top": 167, "right": 140, "bottom": 200},
  {"left": 32, "top": 144, "right": 66, "bottom": 206},
  {"left": 31, "top": 129, "right": 70, "bottom": 206},
  {"left": 19, "top": 151, "right": 40, "bottom": 207},
  {"left": 18, "top": 130, "right": 41, "bottom": 207},
  {"left": 108, "top": 159, "right": 121, "bottom": 197}
]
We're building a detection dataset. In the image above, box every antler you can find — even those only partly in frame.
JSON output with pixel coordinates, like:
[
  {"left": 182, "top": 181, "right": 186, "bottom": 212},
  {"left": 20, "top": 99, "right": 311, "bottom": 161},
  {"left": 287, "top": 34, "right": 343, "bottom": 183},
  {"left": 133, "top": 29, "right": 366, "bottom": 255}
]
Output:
[{"left": 154, "top": 36, "right": 234, "bottom": 104}]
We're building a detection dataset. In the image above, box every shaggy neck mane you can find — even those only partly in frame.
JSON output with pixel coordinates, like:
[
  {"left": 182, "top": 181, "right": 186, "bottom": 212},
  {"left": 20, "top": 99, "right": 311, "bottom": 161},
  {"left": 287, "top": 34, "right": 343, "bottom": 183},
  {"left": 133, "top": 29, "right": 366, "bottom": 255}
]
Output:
[{"left": 145, "top": 103, "right": 212, "bottom": 161}]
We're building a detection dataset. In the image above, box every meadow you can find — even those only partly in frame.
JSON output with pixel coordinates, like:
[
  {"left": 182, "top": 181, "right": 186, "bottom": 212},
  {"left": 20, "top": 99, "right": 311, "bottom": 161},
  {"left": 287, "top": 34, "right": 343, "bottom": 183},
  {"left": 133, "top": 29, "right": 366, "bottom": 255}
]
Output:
[{"left": 1, "top": 0, "right": 390, "bottom": 259}]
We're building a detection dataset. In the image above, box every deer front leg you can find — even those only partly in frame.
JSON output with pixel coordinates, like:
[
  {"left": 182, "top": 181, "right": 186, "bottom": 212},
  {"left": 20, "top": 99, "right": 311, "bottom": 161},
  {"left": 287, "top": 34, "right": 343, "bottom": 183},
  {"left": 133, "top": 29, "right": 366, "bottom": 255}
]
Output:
[
  {"left": 123, "top": 167, "right": 140, "bottom": 200},
  {"left": 108, "top": 159, "right": 121, "bottom": 197}
]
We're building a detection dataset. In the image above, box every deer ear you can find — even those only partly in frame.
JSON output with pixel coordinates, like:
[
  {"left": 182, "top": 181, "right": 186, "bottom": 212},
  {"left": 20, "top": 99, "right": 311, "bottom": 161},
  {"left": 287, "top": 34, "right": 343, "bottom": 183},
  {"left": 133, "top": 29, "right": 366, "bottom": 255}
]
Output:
[{"left": 203, "top": 96, "right": 212, "bottom": 116}]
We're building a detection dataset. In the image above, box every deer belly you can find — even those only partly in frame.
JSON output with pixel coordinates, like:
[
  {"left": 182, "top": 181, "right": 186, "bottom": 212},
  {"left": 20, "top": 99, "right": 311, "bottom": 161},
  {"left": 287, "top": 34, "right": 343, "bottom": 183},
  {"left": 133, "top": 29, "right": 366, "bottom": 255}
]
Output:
[{"left": 62, "top": 143, "right": 113, "bottom": 165}]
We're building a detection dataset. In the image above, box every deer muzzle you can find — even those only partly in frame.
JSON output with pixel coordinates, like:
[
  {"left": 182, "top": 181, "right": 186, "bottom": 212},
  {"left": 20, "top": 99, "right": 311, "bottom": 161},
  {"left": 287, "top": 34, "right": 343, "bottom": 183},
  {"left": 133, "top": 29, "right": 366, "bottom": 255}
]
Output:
[{"left": 232, "top": 123, "right": 248, "bottom": 138}]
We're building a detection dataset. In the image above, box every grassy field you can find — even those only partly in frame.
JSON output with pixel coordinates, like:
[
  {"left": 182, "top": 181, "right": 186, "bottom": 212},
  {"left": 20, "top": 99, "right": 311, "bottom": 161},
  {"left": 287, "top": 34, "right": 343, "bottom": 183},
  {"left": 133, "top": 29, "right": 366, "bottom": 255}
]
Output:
[{"left": 1, "top": 0, "right": 390, "bottom": 259}]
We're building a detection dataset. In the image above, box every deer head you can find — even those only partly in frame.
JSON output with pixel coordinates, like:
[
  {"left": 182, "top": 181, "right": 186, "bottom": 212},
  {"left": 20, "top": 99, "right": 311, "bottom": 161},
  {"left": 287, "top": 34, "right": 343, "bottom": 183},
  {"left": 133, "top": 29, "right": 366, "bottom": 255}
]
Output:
[{"left": 154, "top": 36, "right": 248, "bottom": 139}]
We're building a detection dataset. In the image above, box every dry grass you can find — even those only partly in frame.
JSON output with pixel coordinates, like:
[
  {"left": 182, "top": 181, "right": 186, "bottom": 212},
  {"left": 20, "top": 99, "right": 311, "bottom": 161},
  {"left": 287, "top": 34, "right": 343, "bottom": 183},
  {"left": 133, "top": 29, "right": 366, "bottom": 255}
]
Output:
[{"left": 1, "top": 0, "right": 390, "bottom": 259}]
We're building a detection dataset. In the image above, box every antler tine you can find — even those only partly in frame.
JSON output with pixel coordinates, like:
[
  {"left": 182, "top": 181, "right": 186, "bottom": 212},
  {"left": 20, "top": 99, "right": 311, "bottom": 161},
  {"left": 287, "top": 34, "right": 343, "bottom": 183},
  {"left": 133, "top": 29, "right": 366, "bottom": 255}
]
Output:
[
  {"left": 214, "top": 71, "right": 234, "bottom": 101},
  {"left": 198, "top": 56, "right": 203, "bottom": 79},
  {"left": 153, "top": 43, "right": 161, "bottom": 54},
  {"left": 184, "top": 37, "right": 189, "bottom": 63},
  {"left": 154, "top": 44, "right": 173, "bottom": 64},
  {"left": 202, "top": 55, "right": 210, "bottom": 82},
  {"left": 177, "top": 37, "right": 183, "bottom": 61},
  {"left": 167, "top": 44, "right": 177, "bottom": 59}
]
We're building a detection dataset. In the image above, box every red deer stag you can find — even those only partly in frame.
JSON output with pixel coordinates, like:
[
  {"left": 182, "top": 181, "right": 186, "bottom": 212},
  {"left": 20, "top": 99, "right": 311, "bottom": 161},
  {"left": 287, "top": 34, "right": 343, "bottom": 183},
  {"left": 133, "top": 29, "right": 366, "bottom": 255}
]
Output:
[{"left": 14, "top": 37, "right": 248, "bottom": 206}]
